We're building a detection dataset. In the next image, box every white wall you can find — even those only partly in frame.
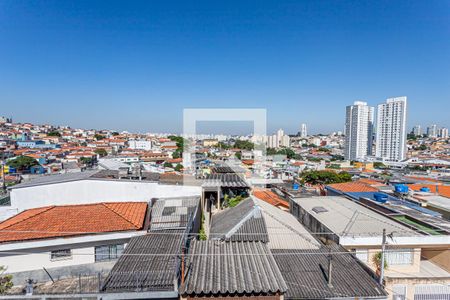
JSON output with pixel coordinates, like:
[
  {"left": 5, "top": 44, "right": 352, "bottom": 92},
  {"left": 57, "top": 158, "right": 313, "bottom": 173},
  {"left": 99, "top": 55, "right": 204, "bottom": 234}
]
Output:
[
  {"left": 9, "top": 180, "right": 201, "bottom": 214},
  {"left": 2, "top": 246, "right": 95, "bottom": 273}
]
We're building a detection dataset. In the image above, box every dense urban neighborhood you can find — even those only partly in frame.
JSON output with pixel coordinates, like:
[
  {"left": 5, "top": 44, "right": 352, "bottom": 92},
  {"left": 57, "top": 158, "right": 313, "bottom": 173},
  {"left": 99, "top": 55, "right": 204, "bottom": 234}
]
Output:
[{"left": 0, "top": 107, "right": 450, "bottom": 299}]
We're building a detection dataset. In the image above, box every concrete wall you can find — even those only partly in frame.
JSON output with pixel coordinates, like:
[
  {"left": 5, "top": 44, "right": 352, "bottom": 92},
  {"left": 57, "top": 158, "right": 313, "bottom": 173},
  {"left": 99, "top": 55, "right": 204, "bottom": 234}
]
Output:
[
  {"left": 2, "top": 246, "right": 95, "bottom": 274},
  {"left": 8, "top": 179, "right": 201, "bottom": 214},
  {"left": 422, "top": 248, "right": 450, "bottom": 272}
]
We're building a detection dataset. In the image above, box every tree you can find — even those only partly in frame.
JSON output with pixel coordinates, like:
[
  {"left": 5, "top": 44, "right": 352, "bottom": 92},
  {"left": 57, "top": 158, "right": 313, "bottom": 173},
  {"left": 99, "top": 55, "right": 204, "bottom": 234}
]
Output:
[
  {"left": 235, "top": 152, "right": 242, "bottom": 160},
  {"left": 80, "top": 157, "right": 94, "bottom": 166},
  {"left": 6, "top": 156, "right": 39, "bottom": 171},
  {"left": 172, "top": 150, "right": 181, "bottom": 159},
  {"left": 47, "top": 131, "right": 61, "bottom": 137},
  {"left": 0, "top": 266, "right": 13, "bottom": 294},
  {"left": 111, "top": 132, "right": 120, "bottom": 136},
  {"left": 94, "top": 149, "right": 108, "bottom": 157},
  {"left": 373, "top": 162, "right": 387, "bottom": 169},
  {"left": 233, "top": 140, "right": 254, "bottom": 150},
  {"left": 94, "top": 134, "right": 105, "bottom": 140},
  {"left": 163, "top": 162, "right": 173, "bottom": 168},
  {"left": 301, "top": 170, "right": 352, "bottom": 185},
  {"left": 174, "top": 164, "right": 183, "bottom": 172}
]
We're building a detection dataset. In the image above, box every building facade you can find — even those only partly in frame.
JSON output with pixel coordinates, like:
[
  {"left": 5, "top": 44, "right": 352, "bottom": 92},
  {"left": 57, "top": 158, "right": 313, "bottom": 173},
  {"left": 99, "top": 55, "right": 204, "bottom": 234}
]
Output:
[
  {"left": 344, "top": 101, "right": 374, "bottom": 161},
  {"left": 376, "top": 97, "right": 408, "bottom": 161}
]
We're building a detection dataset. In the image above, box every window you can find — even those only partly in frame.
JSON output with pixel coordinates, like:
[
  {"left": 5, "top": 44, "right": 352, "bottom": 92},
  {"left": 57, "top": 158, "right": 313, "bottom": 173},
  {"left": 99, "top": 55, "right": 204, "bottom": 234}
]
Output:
[
  {"left": 95, "top": 244, "right": 124, "bottom": 262},
  {"left": 50, "top": 249, "right": 72, "bottom": 261},
  {"left": 386, "top": 248, "right": 414, "bottom": 265}
]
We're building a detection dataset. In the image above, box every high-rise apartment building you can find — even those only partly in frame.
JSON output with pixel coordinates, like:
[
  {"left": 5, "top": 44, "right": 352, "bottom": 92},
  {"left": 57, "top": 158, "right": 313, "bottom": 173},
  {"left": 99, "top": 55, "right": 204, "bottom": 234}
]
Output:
[
  {"left": 300, "top": 123, "right": 307, "bottom": 138},
  {"left": 439, "top": 127, "right": 449, "bottom": 139},
  {"left": 344, "top": 101, "right": 374, "bottom": 161},
  {"left": 375, "top": 96, "right": 408, "bottom": 161},
  {"left": 412, "top": 125, "right": 421, "bottom": 136},
  {"left": 427, "top": 124, "right": 438, "bottom": 138}
]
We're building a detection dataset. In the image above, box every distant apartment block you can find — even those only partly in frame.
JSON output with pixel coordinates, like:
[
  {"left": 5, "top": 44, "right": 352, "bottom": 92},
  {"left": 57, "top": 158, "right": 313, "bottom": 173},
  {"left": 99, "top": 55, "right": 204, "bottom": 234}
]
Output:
[
  {"left": 344, "top": 101, "right": 374, "bottom": 161},
  {"left": 300, "top": 123, "right": 307, "bottom": 137},
  {"left": 376, "top": 96, "right": 408, "bottom": 161},
  {"left": 128, "top": 139, "right": 152, "bottom": 151}
]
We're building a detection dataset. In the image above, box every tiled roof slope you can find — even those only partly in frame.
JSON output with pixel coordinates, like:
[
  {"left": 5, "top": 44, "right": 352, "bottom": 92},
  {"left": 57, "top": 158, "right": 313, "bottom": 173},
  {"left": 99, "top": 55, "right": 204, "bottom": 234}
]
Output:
[
  {"left": 253, "top": 189, "right": 289, "bottom": 209},
  {"left": 183, "top": 240, "right": 288, "bottom": 296},
  {"left": 0, "top": 202, "right": 147, "bottom": 243},
  {"left": 327, "top": 181, "right": 378, "bottom": 193}
]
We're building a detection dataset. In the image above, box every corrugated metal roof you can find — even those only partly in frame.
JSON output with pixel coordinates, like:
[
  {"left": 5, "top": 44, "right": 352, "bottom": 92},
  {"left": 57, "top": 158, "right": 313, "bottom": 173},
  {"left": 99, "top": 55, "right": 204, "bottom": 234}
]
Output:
[
  {"left": 272, "top": 245, "right": 387, "bottom": 299},
  {"left": 210, "top": 197, "right": 320, "bottom": 249},
  {"left": 202, "top": 174, "right": 249, "bottom": 188},
  {"left": 293, "top": 196, "right": 419, "bottom": 237},
  {"left": 254, "top": 197, "right": 321, "bottom": 250},
  {"left": 9, "top": 170, "right": 99, "bottom": 189},
  {"left": 183, "top": 240, "right": 288, "bottom": 296},
  {"left": 102, "top": 229, "right": 184, "bottom": 293}
]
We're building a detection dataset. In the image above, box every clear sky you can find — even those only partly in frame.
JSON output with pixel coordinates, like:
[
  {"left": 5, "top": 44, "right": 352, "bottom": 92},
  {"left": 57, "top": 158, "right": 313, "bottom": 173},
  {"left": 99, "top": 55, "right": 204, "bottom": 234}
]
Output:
[{"left": 0, "top": 0, "right": 449, "bottom": 135}]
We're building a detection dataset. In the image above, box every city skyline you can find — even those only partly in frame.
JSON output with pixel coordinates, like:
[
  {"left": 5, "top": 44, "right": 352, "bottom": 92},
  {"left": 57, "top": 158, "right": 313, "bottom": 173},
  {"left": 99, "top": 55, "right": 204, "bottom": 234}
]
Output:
[{"left": 1, "top": 1, "right": 449, "bottom": 133}]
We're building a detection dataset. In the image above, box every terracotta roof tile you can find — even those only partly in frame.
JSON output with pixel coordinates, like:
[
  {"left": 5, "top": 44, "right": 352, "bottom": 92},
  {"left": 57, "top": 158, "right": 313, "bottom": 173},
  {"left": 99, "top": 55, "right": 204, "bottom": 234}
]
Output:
[
  {"left": 0, "top": 202, "right": 147, "bottom": 243},
  {"left": 408, "top": 184, "right": 450, "bottom": 198},
  {"left": 327, "top": 181, "right": 378, "bottom": 193},
  {"left": 253, "top": 189, "right": 289, "bottom": 209}
]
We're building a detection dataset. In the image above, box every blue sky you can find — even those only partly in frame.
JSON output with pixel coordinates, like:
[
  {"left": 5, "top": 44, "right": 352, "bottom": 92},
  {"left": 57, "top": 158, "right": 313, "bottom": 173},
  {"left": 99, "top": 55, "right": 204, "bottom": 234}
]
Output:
[{"left": 0, "top": 0, "right": 449, "bottom": 134}]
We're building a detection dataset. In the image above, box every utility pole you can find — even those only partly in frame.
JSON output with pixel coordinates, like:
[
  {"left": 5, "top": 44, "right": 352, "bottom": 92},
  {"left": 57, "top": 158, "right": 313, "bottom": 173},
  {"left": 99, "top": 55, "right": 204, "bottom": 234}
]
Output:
[{"left": 379, "top": 228, "right": 386, "bottom": 285}]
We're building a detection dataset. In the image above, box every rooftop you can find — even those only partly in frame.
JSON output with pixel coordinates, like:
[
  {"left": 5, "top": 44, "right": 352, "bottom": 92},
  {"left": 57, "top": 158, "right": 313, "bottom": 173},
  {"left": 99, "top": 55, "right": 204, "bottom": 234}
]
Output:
[
  {"left": 0, "top": 202, "right": 147, "bottom": 243},
  {"left": 183, "top": 240, "right": 288, "bottom": 297},
  {"left": 292, "top": 196, "right": 419, "bottom": 238},
  {"left": 327, "top": 181, "right": 379, "bottom": 193}
]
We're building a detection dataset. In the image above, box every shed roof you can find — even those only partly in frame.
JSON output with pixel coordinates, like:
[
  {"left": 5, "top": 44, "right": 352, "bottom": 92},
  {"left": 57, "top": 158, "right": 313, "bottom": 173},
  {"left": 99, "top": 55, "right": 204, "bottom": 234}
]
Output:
[{"left": 183, "top": 240, "right": 288, "bottom": 296}]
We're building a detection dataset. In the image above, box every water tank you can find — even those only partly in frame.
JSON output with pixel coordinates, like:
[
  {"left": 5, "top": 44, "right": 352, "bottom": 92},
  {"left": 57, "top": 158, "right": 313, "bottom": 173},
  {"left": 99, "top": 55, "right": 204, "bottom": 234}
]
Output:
[
  {"left": 420, "top": 187, "right": 431, "bottom": 192},
  {"left": 293, "top": 183, "right": 300, "bottom": 191},
  {"left": 394, "top": 184, "right": 409, "bottom": 194},
  {"left": 373, "top": 193, "right": 388, "bottom": 203}
]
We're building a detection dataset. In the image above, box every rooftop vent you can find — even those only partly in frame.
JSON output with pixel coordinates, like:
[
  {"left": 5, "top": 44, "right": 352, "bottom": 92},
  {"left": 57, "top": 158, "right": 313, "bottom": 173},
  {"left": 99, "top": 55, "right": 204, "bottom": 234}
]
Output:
[{"left": 312, "top": 206, "right": 328, "bottom": 214}]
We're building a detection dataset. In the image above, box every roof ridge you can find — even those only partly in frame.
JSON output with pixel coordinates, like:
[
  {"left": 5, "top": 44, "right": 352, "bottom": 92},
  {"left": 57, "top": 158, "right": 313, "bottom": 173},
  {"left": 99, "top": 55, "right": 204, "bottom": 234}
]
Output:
[
  {"left": 0, "top": 206, "right": 55, "bottom": 230},
  {"left": 103, "top": 202, "right": 144, "bottom": 228}
]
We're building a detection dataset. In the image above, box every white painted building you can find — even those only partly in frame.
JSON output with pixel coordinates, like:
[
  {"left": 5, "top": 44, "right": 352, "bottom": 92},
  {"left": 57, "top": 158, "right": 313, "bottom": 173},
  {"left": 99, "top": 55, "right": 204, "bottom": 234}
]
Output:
[
  {"left": 376, "top": 96, "right": 408, "bottom": 161},
  {"left": 300, "top": 123, "right": 307, "bottom": 137},
  {"left": 344, "top": 101, "right": 374, "bottom": 161},
  {"left": 1, "top": 171, "right": 201, "bottom": 220},
  {"left": 128, "top": 139, "right": 153, "bottom": 151}
]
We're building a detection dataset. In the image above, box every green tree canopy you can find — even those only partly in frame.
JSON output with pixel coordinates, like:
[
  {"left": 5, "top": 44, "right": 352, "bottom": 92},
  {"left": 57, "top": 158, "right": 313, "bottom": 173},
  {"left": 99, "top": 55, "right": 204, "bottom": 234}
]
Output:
[
  {"left": 301, "top": 170, "right": 352, "bottom": 185},
  {"left": 174, "top": 164, "right": 183, "bottom": 172},
  {"left": 47, "top": 131, "right": 61, "bottom": 137},
  {"left": 0, "top": 266, "right": 13, "bottom": 294},
  {"left": 94, "top": 134, "right": 105, "bottom": 140},
  {"left": 233, "top": 140, "right": 254, "bottom": 150},
  {"left": 94, "top": 148, "right": 108, "bottom": 157},
  {"left": 6, "top": 156, "right": 39, "bottom": 170}
]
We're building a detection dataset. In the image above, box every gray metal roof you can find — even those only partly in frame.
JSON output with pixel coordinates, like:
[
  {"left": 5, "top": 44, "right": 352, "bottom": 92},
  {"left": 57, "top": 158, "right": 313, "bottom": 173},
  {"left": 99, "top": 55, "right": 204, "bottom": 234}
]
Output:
[
  {"left": 254, "top": 197, "right": 321, "bottom": 250},
  {"left": 210, "top": 197, "right": 321, "bottom": 249},
  {"left": 293, "top": 196, "right": 419, "bottom": 237},
  {"left": 102, "top": 229, "right": 184, "bottom": 293},
  {"left": 209, "top": 198, "right": 259, "bottom": 240},
  {"left": 183, "top": 240, "right": 288, "bottom": 296},
  {"left": 150, "top": 196, "right": 200, "bottom": 230},
  {"left": 9, "top": 170, "right": 99, "bottom": 189},
  {"left": 272, "top": 245, "right": 387, "bottom": 299},
  {"left": 202, "top": 174, "right": 249, "bottom": 188}
]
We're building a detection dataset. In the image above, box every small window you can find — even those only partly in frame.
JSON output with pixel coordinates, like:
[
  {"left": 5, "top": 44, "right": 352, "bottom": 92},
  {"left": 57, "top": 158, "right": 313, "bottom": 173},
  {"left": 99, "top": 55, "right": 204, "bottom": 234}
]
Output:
[
  {"left": 95, "top": 244, "right": 125, "bottom": 262},
  {"left": 50, "top": 249, "right": 72, "bottom": 261}
]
